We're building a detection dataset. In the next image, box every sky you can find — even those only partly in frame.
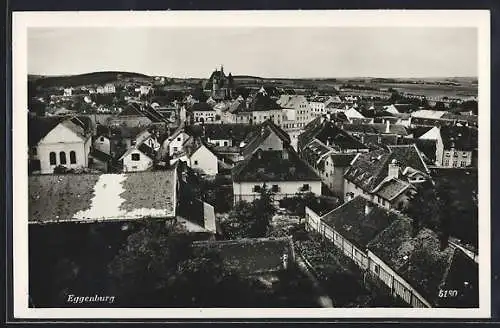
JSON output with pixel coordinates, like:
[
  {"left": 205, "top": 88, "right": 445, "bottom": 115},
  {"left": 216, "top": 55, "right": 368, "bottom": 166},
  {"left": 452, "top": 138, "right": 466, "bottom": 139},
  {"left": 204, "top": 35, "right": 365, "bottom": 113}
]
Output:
[{"left": 28, "top": 27, "right": 478, "bottom": 78}]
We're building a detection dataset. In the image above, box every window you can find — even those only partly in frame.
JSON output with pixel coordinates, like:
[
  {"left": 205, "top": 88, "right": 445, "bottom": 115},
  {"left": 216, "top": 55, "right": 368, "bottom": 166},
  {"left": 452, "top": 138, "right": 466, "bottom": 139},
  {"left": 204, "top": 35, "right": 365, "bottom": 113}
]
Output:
[
  {"left": 301, "top": 184, "right": 310, "bottom": 191},
  {"left": 88, "top": 157, "right": 94, "bottom": 165},
  {"left": 70, "top": 151, "right": 76, "bottom": 164},
  {"left": 131, "top": 153, "right": 140, "bottom": 161},
  {"left": 444, "top": 159, "right": 449, "bottom": 166},
  {"left": 173, "top": 147, "right": 178, "bottom": 152},
  {"left": 462, "top": 152, "right": 468, "bottom": 157},
  {"left": 224, "top": 141, "right": 228, "bottom": 146},
  {"left": 271, "top": 184, "right": 280, "bottom": 192},
  {"left": 253, "top": 185, "right": 261, "bottom": 192},
  {"left": 445, "top": 152, "right": 451, "bottom": 157},
  {"left": 453, "top": 161, "right": 458, "bottom": 167},
  {"left": 194, "top": 160, "right": 198, "bottom": 165},
  {"left": 460, "top": 161, "right": 467, "bottom": 167},
  {"left": 177, "top": 137, "right": 181, "bottom": 141},
  {"left": 59, "top": 152, "right": 67, "bottom": 165},
  {"left": 100, "top": 136, "right": 105, "bottom": 142},
  {"left": 374, "top": 264, "right": 380, "bottom": 275},
  {"left": 453, "top": 152, "right": 458, "bottom": 157},
  {"left": 49, "top": 152, "right": 56, "bottom": 165}
]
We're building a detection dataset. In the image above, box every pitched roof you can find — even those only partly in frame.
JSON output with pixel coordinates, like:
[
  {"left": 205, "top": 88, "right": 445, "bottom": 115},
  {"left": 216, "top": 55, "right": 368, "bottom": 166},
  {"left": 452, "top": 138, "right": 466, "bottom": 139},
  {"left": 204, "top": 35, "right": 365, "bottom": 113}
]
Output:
[
  {"left": 440, "top": 126, "right": 478, "bottom": 151},
  {"left": 28, "top": 116, "right": 66, "bottom": 146},
  {"left": 344, "top": 144, "right": 429, "bottom": 192},
  {"left": 367, "top": 222, "right": 461, "bottom": 306},
  {"left": 321, "top": 196, "right": 396, "bottom": 249},
  {"left": 89, "top": 149, "right": 113, "bottom": 162},
  {"left": 298, "top": 119, "right": 368, "bottom": 153},
  {"left": 29, "top": 169, "right": 177, "bottom": 223},
  {"left": 374, "top": 178, "right": 412, "bottom": 201},
  {"left": 240, "top": 120, "right": 291, "bottom": 158},
  {"left": 190, "top": 124, "right": 256, "bottom": 143},
  {"left": 329, "top": 153, "right": 357, "bottom": 167},
  {"left": 191, "top": 237, "right": 293, "bottom": 275},
  {"left": 248, "top": 93, "right": 281, "bottom": 111},
  {"left": 119, "top": 103, "right": 144, "bottom": 116},
  {"left": 411, "top": 110, "right": 448, "bottom": 119},
  {"left": 342, "top": 123, "right": 408, "bottom": 136},
  {"left": 232, "top": 149, "right": 321, "bottom": 183},
  {"left": 190, "top": 102, "right": 214, "bottom": 112}
]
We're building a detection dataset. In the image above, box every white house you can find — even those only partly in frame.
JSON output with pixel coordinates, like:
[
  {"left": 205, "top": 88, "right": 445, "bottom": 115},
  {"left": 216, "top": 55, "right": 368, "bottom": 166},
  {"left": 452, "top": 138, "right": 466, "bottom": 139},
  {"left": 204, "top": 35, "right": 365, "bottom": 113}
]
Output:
[
  {"left": 119, "top": 132, "right": 160, "bottom": 172},
  {"left": 63, "top": 88, "right": 73, "bottom": 97},
  {"left": 188, "top": 143, "right": 219, "bottom": 175},
  {"left": 97, "top": 83, "right": 116, "bottom": 94},
  {"left": 93, "top": 135, "right": 111, "bottom": 155},
  {"left": 28, "top": 116, "right": 92, "bottom": 174},
  {"left": 166, "top": 129, "right": 193, "bottom": 156},
  {"left": 232, "top": 148, "right": 322, "bottom": 203}
]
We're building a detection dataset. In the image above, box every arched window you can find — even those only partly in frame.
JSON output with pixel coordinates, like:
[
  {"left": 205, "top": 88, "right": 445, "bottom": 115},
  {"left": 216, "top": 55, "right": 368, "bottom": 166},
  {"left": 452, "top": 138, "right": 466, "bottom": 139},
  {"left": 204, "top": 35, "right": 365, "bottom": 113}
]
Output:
[
  {"left": 49, "top": 152, "right": 56, "bottom": 165},
  {"left": 70, "top": 151, "right": 76, "bottom": 164},
  {"left": 59, "top": 151, "right": 67, "bottom": 165}
]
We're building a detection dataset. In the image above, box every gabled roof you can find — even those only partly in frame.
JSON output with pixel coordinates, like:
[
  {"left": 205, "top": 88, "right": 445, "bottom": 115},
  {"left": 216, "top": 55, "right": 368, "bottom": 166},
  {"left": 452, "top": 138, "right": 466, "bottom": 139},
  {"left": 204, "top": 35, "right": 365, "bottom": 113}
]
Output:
[
  {"left": 344, "top": 144, "right": 429, "bottom": 192},
  {"left": 367, "top": 221, "right": 466, "bottom": 306},
  {"left": 440, "top": 126, "right": 478, "bottom": 151},
  {"left": 321, "top": 196, "right": 396, "bottom": 249},
  {"left": 28, "top": 116, "right": 66, "bottom": 146},
  {"left": 232, "top": 149, "right": 321, "bottom": 183},
  {"left": 192, "top": 237, "right": 293, "bottom": 275},
  {"left": 342, "top": 123, "right": 408, "bottom": 136},
  {"left": 89, "top": 149, "right": 113, "bottom": 162},
  {"left": 374, "top": 178, "right": 413, "bottom": 201},
  {"left": 298, "top": 118, "right": 368, "bottom": 153},
  {"left": 190, "top": 102, "right": 214, "bottom": 112},
  {"left": 240, "top": 120, "right": 291, "bottom": 158},
  {"left": 29, "top": 169, "right": 177, "bottom": 223},
  {"left": 119, "top": 103, "right": 144, "bottom": 117},
  {"left": 411, "top": 110, "right": 448, "bottom": 119},
  {"left": 188, "top": 124, "right": 256, "bottom": 143},
  {"left": 248, "top": 92, "right": 281, "bottom": 112}
]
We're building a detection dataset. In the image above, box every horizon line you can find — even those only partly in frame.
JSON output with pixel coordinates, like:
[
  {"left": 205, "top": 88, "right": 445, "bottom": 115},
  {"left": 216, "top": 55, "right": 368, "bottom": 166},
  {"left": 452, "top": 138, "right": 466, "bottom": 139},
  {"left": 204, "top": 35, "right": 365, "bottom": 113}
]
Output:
[{"left": 27, "top": 70, "right": 479, "bottom": 81}]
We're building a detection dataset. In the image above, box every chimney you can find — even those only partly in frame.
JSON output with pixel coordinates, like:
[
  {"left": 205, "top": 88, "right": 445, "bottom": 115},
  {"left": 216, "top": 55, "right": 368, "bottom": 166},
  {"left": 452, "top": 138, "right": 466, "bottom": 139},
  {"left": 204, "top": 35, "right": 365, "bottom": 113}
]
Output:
[
  {"left": 388, "top": 158, "right": 399, "bottom": 179},
  {"left": 385, "top": 120, "right": 391, "bottom": 133},
  {"left": 364, "top": 202, "right": 374, "bottom": 216}
]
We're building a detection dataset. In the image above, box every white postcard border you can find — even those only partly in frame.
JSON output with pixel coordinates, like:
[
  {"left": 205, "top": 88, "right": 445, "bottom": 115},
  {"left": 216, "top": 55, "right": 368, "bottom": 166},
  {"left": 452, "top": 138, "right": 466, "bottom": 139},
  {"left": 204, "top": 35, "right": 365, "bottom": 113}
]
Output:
[{"left": 12, "top": 9, "right": 491, "bottom": 319}]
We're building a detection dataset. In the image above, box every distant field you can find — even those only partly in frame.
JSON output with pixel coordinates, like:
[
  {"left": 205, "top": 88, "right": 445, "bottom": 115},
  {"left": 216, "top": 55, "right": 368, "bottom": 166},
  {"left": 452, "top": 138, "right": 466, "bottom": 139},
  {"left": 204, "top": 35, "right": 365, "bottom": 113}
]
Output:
[{"left": 373, "top": 82, "right": 477, "bottom": 98}]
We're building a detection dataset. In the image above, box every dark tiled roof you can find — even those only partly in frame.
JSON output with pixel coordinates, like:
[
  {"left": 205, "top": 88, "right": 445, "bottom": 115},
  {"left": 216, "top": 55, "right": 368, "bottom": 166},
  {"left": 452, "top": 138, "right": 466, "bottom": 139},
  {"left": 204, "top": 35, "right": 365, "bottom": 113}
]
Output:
[
  {"left": 344, "top": 144, "right": 429, "bottom": 192},
  {"left": 375, "top": 178, "right": 412, "bottom": 201},
  {"left": 240, "top": 120, "right": 290, "bottom": 158},
  {"left": 321, "top": 196, "right": 395, "bottom": 249},
  {"left": 438, "top": 248, "right": 479, "bottom": 307},
  {"left": 410, "top": 126, "right": 434, "bottom": 138},
  {"left": 399, "top": 138, "right": 437, "bottom": 163},
  {"left": 28, "top": 116, "right": 66, "bottom": 146},
  {"left": 193, "top": 124, "right": 256, "bottom": 143},
  {"left": 329, "top": 153, "right": 357, "bottom": 167},
  {"left": 190, "top": 102, "right": 214, "bottom": 112},
  {"left": 89, "top": 149, "right": 113, "bottom": 162},
  {"left": 232, "top": 149, "right": 321, "bottom": 183},
  {"left": 298, "top": 119, "right": 368, "bottom": 153},
  {"left": 249, "top": 93, "right": 281, "bottom": 111},
  {"left": 228, "top": 100, "right": 246, "bottom": 113},
  {"left": 119, "top": 103, "right": 144, "bottom": 116},
  {"left": 342, "top": 123, "right": 408, "bottom": 136},
  {"left": 367, "top": 222, "right": 457, "bottom": 305},
  {"left": 192, "top": 237, "right": 293, "bottom": 275},
  {"left": 137, "top": 142, "right": 157, "bottom": 160},
  {"left": 440, "top": 126, "right": 478, "bottom": 151}
]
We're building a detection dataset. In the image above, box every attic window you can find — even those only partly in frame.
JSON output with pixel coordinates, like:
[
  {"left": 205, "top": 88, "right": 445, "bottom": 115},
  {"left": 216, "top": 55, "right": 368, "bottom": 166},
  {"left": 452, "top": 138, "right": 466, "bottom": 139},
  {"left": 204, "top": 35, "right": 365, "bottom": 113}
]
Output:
[{"left": 132, "top": 153, "right": 140, "bottom": 161}]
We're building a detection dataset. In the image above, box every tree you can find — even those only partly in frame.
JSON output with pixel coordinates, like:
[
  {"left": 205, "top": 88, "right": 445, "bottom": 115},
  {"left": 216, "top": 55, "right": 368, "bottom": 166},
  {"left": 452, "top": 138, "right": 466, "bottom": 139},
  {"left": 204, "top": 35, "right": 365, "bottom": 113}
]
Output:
[
  {"left": 434, "top": 101, "right": 446, "bottom": 110},
  {"left": 220, "top": 185, "right": 276, "bottom": 239},
  {"left": 403, "top": 183, "right": 441, "bottom": 236}
]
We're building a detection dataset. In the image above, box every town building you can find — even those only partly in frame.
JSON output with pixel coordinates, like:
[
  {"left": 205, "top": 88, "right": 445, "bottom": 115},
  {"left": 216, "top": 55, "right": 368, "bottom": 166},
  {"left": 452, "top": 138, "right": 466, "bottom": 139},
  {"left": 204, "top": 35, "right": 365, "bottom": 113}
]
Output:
[
  {"left": 343, "top": 144, "right": 430, "bottom": 209},
  {"left": 97, "top": 83, "right": 116, "bottom": 94},
  {"left": 232, "top": 147, "right": 322, "bottom": 203},
  {"left": 298, "top": 116, "right": 369, "bottom": 196},
  {"left": 119, "top": 130, "right": 161, "bottom": 172},
  {"left": 412, "top": 126, "right": 477, "bottom": 168},
  {"left": 305, "top": 195, "right": 478, "bottom": 308},
  {"left": 190, "top": 102, "right": 217, "bottom": 123},
  {"left": 28, "top": 116, "right": 93, "bottom": 174},
  {"left": 204, "top": 65, "right": 234, "bottom": 100}
]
